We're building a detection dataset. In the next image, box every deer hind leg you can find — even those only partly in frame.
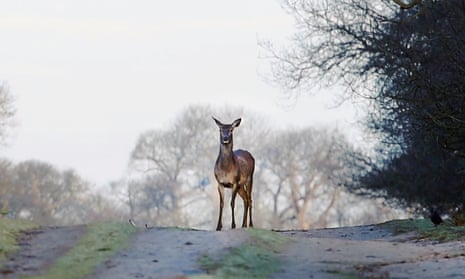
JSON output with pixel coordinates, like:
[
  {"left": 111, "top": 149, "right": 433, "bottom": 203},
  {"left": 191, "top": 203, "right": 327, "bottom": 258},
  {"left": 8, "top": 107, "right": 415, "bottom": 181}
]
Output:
[
  {"left": 216, "top": 185, "right": 225, "bottom": 231},
  {"left": 247, "top": 177, "right": 253, "bottom": 227},
  {"left": 231, "top": 185, "right": 240, "bottom": 229},
  {"left": 238, "top": 186, "right": 249, "bottom": 228}
]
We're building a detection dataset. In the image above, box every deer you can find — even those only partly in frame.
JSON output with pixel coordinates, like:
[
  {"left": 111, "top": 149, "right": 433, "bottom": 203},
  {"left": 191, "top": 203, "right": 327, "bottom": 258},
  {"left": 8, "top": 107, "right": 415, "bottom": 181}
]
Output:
[{"left": 212, "top": 117, "right": 255, "bottom": 231}]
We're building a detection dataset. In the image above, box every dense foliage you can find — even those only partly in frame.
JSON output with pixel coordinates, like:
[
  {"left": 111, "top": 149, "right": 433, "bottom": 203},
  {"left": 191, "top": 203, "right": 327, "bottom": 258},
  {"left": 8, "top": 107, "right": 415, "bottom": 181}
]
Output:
[{"left": 267, "top": 0, "right": 465, "bottom": 213}]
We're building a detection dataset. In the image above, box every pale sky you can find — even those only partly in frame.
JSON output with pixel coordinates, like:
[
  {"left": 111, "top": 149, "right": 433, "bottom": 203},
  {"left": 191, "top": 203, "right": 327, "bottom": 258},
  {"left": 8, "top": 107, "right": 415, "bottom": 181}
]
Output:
[{"left": 0, "top": 1, "right": 361, "bottom": 186}]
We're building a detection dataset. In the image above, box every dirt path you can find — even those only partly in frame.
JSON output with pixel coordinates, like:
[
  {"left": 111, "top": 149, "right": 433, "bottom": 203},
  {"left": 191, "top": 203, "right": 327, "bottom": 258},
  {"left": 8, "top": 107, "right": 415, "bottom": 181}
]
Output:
[
  {"left": 2, "top": 222, "right": 465, "bottom": 278},
  {"left": 274, "top": 226, "right": 465, "bottom": 278},
  {"left": 0, "top": 225, "right": 87, "bottom": 278},
  {"left": 88, "top": 228, "right": 250, "bottom": 279}
]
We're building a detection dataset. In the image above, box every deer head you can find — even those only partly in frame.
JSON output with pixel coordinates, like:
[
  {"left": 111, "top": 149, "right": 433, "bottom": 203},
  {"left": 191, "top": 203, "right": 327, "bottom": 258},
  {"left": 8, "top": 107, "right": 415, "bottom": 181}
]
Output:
[{"left": 212, "top": 117, "right": 241, "bottom": 145}]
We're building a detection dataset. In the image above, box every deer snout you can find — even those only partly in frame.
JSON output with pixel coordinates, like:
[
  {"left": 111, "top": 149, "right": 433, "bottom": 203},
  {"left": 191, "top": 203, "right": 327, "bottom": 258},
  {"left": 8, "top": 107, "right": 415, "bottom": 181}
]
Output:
[
  {"left": 222, "top": 136, "right": 230, "bottom": 144},
  {"left": 220, "top": 131, "right": 232, "bottom": 144}
]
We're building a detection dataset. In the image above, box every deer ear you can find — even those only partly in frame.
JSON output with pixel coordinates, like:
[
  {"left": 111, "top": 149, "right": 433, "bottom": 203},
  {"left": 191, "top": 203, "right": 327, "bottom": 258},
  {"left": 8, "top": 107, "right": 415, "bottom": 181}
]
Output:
[
  {"left": 232, "top": 118, "right": 242, "bottom": 128},
  {"left": 212, "top": 116, "right": 222, "bottom": 127}
]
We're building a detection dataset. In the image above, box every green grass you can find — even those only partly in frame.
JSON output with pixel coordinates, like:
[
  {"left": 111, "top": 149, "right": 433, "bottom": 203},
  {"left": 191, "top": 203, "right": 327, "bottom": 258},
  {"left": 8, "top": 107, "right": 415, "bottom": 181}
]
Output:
[
  {"left": 0, "top": 218, "right": 39, "bottom": 263},
  {"left": 27, "top": 222, "right": 136, "bottom": 279},
  {"left": 197, "top": 228, "right": 290, "bottom": 279},
  {"left": 246, "top": 228, "right": 289, "bottom": 252},
  {"left": 379, "top": 218, "right": 465, "bottom": 242},
  {"left": 324, "top": 269, "right": 358, "bottom": 279}
]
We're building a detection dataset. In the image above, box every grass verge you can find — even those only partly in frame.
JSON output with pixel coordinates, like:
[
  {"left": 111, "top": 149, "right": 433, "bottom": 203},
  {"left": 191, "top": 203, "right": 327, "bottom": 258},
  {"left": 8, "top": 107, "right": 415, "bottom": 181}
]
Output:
[
  {"left": 27, "top": 222, "right": 136, "bottom": 279},
  {"left": 197, "top": 228, "right": 290, "bottom": 279},
  {"left": 0, "top": 218, "right": 39, "bottom": 263},
  {"left": 379, "top": 218, "right": 465, "bottom": 242}
]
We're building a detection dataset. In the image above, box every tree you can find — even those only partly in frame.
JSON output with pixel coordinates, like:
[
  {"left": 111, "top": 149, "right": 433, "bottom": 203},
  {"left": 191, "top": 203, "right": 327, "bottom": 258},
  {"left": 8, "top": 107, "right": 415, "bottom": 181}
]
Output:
[
  {"left": 351, "top": 0, "right": 465, "bottom": 213},
  {"left": 365, "top": 0, "right": 465, "bottom": 154},
  {"left": 265, "top": 0, "right": 465, "bottom": 213},
  {"left": 1, "top": 160, "right": 92, "bottom": 225},
  {"left": 266, "top": 0, "right": 465, "bottom": 152},
  {"left": 353, "top": 141, "right": 465, "bottom": 212},
  {"left": 264, "top": 0, "right": 394, "bottom": 95},
  {"left": 258, "top": 127, "right": 355, "bottom": 229},
  {"left": 0, "top": 84, "right": 15, "bottom": 145},
  {"left": 129, "top": 105, "right": 220, "bottom": 227},
  {"left": 0, "top": 158, "right": 14, "bottom": 213},
  {"left": 0, "top": 84, "right": 16, "bottom": 214}
]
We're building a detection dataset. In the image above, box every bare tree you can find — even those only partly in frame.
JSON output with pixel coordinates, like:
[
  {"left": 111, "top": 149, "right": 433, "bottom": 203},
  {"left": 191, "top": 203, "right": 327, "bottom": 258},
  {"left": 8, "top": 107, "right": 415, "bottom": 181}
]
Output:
[
  {"left": 1, "top": 160, "right": 91, "bottom": 225},
  {"left": 0, "top": 158, "right": 14, "bottom": 214},
  {"left": 0, "top": 84, "right": 15, "bottom": 145},
  {"left": 109, "top": 178, "right": 140, "bottom": 220},
  {"left": 258, "top": 127, "right": 354, "bottom": 229},
  {"left": 80, "top": 193, "right": 127, "bottom": 222},
  {"left": 129, "top": 105, "right": 217, "bottom": 226}
]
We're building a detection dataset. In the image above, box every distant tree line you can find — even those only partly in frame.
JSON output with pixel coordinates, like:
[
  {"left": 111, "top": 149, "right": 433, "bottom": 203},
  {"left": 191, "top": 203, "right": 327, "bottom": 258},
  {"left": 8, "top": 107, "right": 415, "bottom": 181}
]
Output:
[
  {"left": 114, "top": 105, "right": 402, "bottom": 229},
  {"left": 0, "top": 159, "right": 125, "bottom": 225},
  {"left": 265, "top": 0, "right": 465, "bottom": 217}
]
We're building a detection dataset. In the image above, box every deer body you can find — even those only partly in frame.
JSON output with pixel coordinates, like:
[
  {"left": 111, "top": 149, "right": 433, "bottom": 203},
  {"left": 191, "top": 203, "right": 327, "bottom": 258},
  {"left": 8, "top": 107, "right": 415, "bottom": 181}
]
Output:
[{"left": 213, "top": 117, "right": 255, "bottom": 231}]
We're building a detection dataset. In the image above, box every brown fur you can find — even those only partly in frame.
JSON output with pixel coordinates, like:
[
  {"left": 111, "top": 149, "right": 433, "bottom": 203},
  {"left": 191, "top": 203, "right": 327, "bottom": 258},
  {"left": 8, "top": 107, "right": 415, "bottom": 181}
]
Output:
[{"left": 213, "top": 117, "right": 255, "bottom": 231}]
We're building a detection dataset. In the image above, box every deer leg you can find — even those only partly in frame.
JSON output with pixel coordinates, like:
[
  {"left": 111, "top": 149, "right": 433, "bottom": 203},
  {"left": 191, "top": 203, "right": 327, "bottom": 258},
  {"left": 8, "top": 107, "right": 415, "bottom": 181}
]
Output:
[
  {"left": 231, "top": 186, "right": 239, "bottom": 229},
  {"left": 216, "top": 185, "right": 225, "bottom": 231},
  {"left": 248, "top": 195, "right": 253, "bottom": 228},
  {"left": 247, "top": 178, "right": 254, "bottom": 227},
  {"left": 238, "top": 187, "right": 248, "bottom": 228}
]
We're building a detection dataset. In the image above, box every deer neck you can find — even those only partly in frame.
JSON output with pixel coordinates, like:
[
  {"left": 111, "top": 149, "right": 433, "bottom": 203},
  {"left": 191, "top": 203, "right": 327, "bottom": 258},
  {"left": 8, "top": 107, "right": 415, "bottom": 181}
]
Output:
[{"left": 218, "top": 142, "right": 235, "bottom": 167}]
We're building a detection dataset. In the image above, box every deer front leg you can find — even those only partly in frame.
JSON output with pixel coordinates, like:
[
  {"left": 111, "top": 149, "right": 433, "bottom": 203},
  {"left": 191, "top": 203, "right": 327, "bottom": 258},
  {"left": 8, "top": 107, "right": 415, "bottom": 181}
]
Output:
[
  {"left": 216, "top": 185, "right": 225, "bottom": 231},
  {"left": 231, "top": 185, "right": 239, "bottom": 229}
]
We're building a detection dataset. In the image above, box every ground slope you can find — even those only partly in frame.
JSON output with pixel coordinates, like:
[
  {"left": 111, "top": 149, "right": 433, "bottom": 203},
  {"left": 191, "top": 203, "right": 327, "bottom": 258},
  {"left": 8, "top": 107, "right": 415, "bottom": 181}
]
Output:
[{"left": 1, "top": 220, "right": 465, "bottom": 278}]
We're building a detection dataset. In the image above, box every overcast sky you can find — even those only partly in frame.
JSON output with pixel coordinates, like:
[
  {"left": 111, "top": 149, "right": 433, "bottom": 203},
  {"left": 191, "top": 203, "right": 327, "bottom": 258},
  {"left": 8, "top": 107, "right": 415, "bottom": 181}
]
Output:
[{"left": 0, "top": 1, "right": 360, "bottom": 186}]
